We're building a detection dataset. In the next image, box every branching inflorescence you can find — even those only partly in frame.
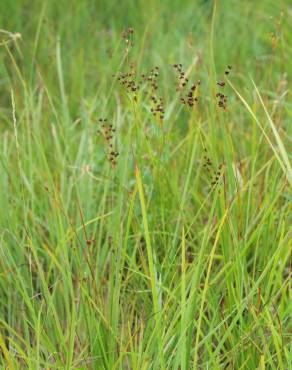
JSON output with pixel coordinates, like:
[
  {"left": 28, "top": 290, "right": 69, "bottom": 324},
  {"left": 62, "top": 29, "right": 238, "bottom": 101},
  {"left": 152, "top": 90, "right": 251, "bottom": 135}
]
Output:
[{"left": 97, "top": 118, "right": 119, "bottom": 168}]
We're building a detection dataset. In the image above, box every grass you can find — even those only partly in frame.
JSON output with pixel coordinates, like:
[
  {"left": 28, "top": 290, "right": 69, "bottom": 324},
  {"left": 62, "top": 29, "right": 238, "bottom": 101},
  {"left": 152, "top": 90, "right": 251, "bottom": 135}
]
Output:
[{"left": 0, "top": 0, "right": 291, "bottom": 368}]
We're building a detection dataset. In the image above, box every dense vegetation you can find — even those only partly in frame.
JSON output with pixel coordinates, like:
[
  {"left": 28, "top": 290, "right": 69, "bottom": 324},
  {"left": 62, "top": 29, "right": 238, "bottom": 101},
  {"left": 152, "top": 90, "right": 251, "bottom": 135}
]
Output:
[{"left": 0, "top": 0, "right": 291, "bottom": 368}]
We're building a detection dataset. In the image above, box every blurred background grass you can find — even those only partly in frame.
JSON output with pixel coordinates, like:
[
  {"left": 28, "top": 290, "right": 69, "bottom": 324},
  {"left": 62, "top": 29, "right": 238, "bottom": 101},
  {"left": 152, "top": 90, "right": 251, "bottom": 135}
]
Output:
[{"left": 0, "top": 0, "right": 290, "bottom": 109}]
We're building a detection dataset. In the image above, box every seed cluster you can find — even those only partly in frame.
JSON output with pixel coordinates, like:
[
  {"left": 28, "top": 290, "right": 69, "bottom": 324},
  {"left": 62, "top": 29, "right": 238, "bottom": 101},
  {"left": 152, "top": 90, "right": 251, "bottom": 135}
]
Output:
[
  {"left": 115, "top": 62, "right": 142, "bottom": 102},
  {"left": 210, "top": 164, "right": 223, "bottom": 187},
  {"left": 215, "top": 65, "right": 232, "bottom": 110},
  {"left": 117, "top": 72, "right": 139, "bottom": 93},
  {"left": 173, "top": 63, "right": 188, "bottom": 90},
  {"left": 116, "top": 63, "right": 165, "bottom": 121},
  {"left": 97, "top": 118, "right": 119, "bottom": 167},
  {"left": 150, "top": 95, "right": 165, "bottom": 120},
  {"left": 121, "top": 27, "right": 134, "bottom": 49},
  {"left": 215, "top": 91, "right": 227, "bottom": 110},
  {"left": 173, "top": 64, "right": 200, "bottom": 108},
  {"left": 141, "top": 66, "right": 160, "bottom": 91},
  {"left": 203, "top": 148, "right": 213, "bottom": 174},
  {"left": 203, "top": 148, "right": 223, "bottom": 188},
  {"left": 143, "top": 67, "right": 165, "bottom": 120},
  {"left": 180, "top": 80, "right": 200, "bottom": 108},
  {"left": 117, "top": 71, "right": 139, "bottom": 93}
]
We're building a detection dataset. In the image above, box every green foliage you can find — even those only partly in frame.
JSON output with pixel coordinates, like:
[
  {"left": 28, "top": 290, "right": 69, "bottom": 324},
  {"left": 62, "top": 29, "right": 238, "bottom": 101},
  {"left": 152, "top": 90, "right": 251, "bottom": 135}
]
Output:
[{"left": 0, "top": 0, "right": 291, "bottom": 368}]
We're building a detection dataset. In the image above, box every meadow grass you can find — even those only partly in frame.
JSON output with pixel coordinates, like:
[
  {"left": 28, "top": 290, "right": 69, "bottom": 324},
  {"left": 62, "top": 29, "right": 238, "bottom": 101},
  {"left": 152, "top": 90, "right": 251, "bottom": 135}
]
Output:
[{"left": 0, "top": 0, "right": 291, "bottom": 369}]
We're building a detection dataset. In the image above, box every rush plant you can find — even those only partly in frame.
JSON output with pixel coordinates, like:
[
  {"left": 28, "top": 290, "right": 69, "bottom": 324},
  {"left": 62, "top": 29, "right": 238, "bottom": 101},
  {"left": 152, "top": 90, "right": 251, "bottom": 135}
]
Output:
[{"left": 0, "top": 0, "right": 291, "bottom": 369}]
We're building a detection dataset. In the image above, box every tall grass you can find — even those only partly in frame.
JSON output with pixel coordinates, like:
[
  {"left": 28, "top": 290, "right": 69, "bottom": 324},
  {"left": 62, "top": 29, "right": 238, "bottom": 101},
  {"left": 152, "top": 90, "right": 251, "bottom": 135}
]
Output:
[{"left": 0, "top": 0, "right": 291, "bottom": 368}]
